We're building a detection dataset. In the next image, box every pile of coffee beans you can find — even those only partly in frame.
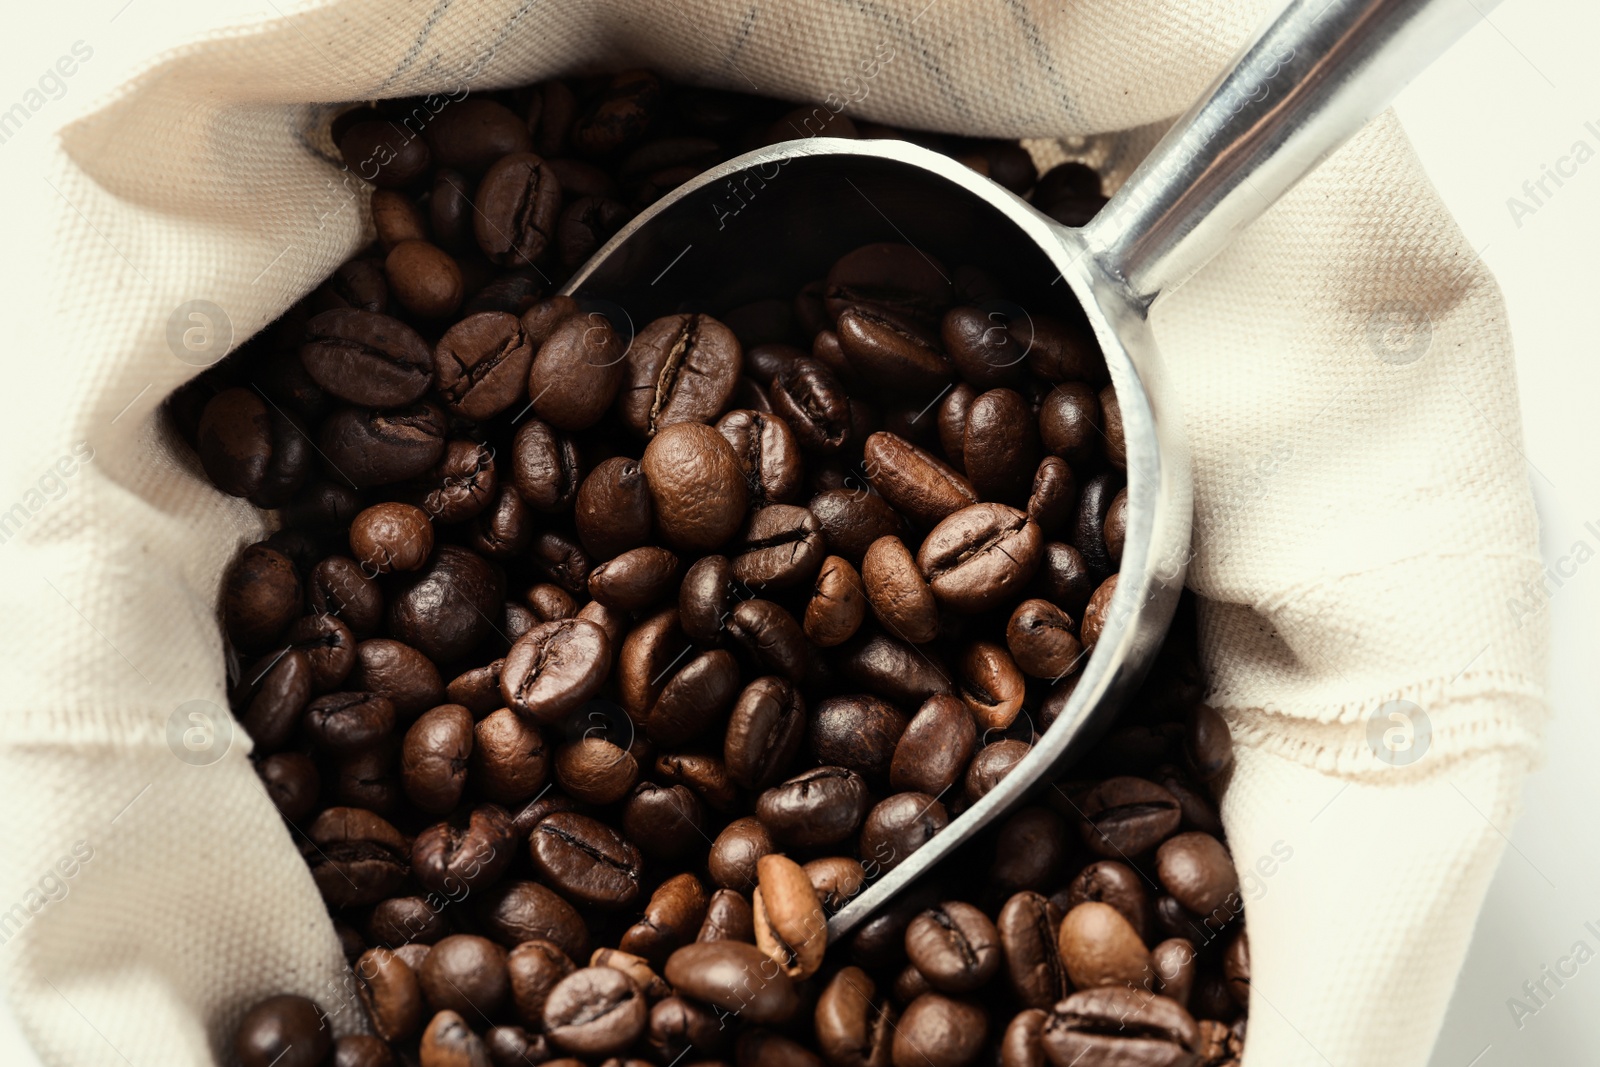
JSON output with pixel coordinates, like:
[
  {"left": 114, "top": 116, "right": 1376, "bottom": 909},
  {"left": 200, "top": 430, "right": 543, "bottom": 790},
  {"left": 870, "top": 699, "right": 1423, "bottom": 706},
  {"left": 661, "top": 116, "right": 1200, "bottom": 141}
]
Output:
[{"left": 170, "top": 69, "right": 1249, "bottom": 1067}]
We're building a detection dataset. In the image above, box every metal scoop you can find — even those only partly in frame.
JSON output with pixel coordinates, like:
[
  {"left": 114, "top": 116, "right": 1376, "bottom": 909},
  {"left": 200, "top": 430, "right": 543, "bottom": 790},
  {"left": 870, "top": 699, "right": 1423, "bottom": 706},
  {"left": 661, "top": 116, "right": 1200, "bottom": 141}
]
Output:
[{"left": 562, "top": 0, "right": 1489, "bottom": 938}]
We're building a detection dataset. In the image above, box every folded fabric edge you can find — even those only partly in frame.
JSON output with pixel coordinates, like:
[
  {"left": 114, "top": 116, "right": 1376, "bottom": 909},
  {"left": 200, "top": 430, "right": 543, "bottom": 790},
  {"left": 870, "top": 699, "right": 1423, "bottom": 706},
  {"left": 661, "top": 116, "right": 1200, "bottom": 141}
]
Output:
[{"left": 1220, "top": 689, "right": 1547, "bottom": 779}]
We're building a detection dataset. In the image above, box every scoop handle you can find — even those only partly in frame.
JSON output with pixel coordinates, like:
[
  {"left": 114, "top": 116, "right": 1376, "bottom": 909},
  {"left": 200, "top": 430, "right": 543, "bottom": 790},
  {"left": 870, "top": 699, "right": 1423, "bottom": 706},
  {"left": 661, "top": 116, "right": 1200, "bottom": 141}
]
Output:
[{"left": 1083, "top": 0, "right": 1494, "bottom": 305}]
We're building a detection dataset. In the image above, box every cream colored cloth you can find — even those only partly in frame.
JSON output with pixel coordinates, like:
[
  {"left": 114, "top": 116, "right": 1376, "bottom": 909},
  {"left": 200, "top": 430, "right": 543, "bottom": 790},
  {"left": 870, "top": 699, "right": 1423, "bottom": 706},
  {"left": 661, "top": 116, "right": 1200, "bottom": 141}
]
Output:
[{"left": 0, "top": 1, "right": 1546, "bottom": 1065}]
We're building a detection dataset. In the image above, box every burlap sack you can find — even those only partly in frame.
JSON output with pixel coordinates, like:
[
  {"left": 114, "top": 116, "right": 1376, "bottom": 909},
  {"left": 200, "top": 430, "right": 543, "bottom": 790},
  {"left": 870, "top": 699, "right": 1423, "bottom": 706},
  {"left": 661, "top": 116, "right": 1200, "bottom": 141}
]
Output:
[{"left": 0, "top": 1, "right": 1547, "bottom": 1064}]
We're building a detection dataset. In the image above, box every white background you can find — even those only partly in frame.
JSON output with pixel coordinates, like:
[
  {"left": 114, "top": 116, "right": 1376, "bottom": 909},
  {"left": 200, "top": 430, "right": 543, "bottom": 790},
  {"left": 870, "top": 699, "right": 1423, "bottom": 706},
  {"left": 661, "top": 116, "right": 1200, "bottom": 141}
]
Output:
[
  {"left": 0, "top": 0, "right": 1594, "bottom": 1064},
  {"left": 1394, "top": 2, "right": 1600, "bottom": 1064}
]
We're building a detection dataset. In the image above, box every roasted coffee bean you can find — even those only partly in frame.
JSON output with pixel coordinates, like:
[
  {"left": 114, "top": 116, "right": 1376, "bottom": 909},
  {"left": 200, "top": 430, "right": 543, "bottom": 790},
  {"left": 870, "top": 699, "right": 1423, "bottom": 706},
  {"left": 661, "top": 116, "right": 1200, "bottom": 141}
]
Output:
[
  {"left": 1186, "top": 705, "right": 1233, "bottom": 782},
  {"left": 823, "top": 242, "right": 950, "bottom": 324},
  {"left": 339, "top": 119, "right": 431, "bottom": 188},
  {"left": 1077, "top": 776, "right": 1183, "bottom": 857},
  {"left": 814, "top": 966, "right": 894, "bottom": 1067},
  {"left": 859, "top": 792, "right": 948, "bottom": 874},
  {"left": 388, "top": 545, "right": 504, "bottom": 663},
  {"left": 1153, "top": 765, "right": 1224, "bottom": 837},
  {"left": 484, "top": 1026, "right": 548, "bottom": 1067},
  {"left": 529, "top": 529, "right": 592, "bottom": 595},
  {"left": 429, "top": 169, "right": 475, "bottom": 254},
  {"left": 1000, "top": 1009, "right": 1047, "bottom": 1067},
  {"left": 893, "top": 993, "right": 987, "bottom": 1067},
  {"left": 508, "top": 940, "right": 575, "bottom": 1029},
  {"left": 1006, "top": 599, "right": 1083, "bottom": 681},
  {"left": 862, "top": 432, "right": 977, "bottom": 528},
  {"left": 699, "top": 887, "right": 757, "bottom": 944},
  {"left": 588, "top": 546, "right": 680, "bottom": 611},
  {"left": 224, "top": 544, "right": 302, "bottom": 649},
  {"left": 334, "top": 1034, "right": 395, "bottom": 1067},
  {"left": 724, "top": 676, "right": 806, "bottom": 790},
  {"left": 753, "top": 854, "right": 826, "bottom": 979},
  {"left": 997, "top": 893, "right": 1068, "bottom": 1010},
  {"left": 531, "top": 811, "right": 643, "bottom": 908},
  {"left": 320, "top": 402, "right": 447, "bottom": 487},
  {"left": 804, "top": 554, "right": 867, "bottom": 647},
  {"left": 1155, "top": 833, "right": 1238, "bottom": 917},
  {"left": 351, "top": 638, "right": 445, "bottom": 718},
  {"left": 592, "top": 946, "right": 671, "bottom": 1001},
  {"left": 541, "top": 967, "right": 647, "bottom": 1057},
  {"left": 1066, "top": 861, "right": 1151, "bottom": 942},
  {"left": 1038, "top": 382, "right": 1101, "bottom": 470},
  {"left": 419, "top": 934, "right": 509, "bottom": 1017},
  {"left": 771, "top": 357, "right": 853, "bottom": 454},
  {"left": 1033, "top": 541, "right": 1095, "bottom": 619},
  {"left": 990, "top": 806, "right": 1067, "bottom": 893},
  {"left": 965, "top": 739, "right": 1032, "bottom": 802},
  {"left": 234, "top": 650, "right": 313, "bottom": 753},
  {"left": 963, "top": 388, "right": 1039, "bottom": 507},
  {"left": 804, "top": 856, "right": 866, "bottom": 913},
  {"left": 419, "top": 1009, "right": 489, "bottom": 1067},
  {"left": 727, "top": 599, "right": 807, "bottom": 682},
  {"left": 1073, "top": 471, "right": 1123, "bottom": 578},
  {"left": 554, "top": 735, "right": 639, "bottom": 805},
  {"left": 620, "top": 872, "right": 710, "bottom": 964},
  {"left": 304, "top": 692, "right": 395, "bottom": 754},
  {"left": 862, "top": 535, "right": 938, "bottom": 644},
  {"left": 645, "top": 648, "right": 739, "bottom": 746},
  {"left": 618, "top": 608, "right": 692, "bottom": 719},
  {"left": 649, "top": 996, "right": 727, "bottom": 1062},
  {"left": 838, "top": 630, "right": 954, "bottom": 707},
  {"left": 501, "top": 619, "right": 612, "bottom": 725},
  {"left": 575, "top": 456, "right": 653, "bottom": 560},
  {"left": 525, "top": 582, "right": 579, "bottom": 621},
  {"left": 510, "top": 419, "right": 580, "bottom": 513},
  {"left": 304, "top": 807, "right": 408, "bottom": 908},
  {"left": 1058, "top": 901, "right": 1150, "bottom": 989},
  {"left": 335, "top": 738, "right": 403, "bottom": 814},
  {"left": 464, "top": 484, "right": 531, "bottom": 560},
  {"left": 918, "top": 504, "right": 1043, "bottom": 613},
  {"left": 309, "top": 555, "right": 384, "bottom": 637},
  {"left": 413, "top": 805, "right": 516, "bottom": 895},
  {"left": 664, "top": 942, "right": 800, "bottom": 1025},
  {"left": 1224, "top": 929, "right": 1250, "bottom": 1007},
  {"left": 1080, "top": 575, "right": 1118, "bottom": 651},
  {"left": 386, "top": 240, "right": 463, "bottom": 320},
  {"left": 402, "top": 439, "right": 497, "bottom": 524},
  {"left": 258, "top": 752, "right": 320, "bottom": 822},
  {"left": 470, "top": 709, "right": 545, "bottom": 804},
  {"left": 836, "top": 304, "right": 953, "bottom": 399},
  {"left": 717, "top": 408, "right": 803, "bottom": 506},
  {"left": 622, "top": 782, "right": 705, "bottom": 861},
  {"left": 529, "top": 308, "right": 627, "bottom": 431},
  {"left": 1027, "top": 456, "right": 1077, "bottom": 538},
  {"left": 402, "top": 704, "right": 474, "bottom": 813},
  {"left": 433, "top": 312, "right": 534, "bottom": 420},
  {"left": 641, "top": 422, "right": 750, "bottom": 551},
  {"left": 425, "top": 98, "right": 532, "bottom": 171},
  {"left": 905, "top": 902, "right": 1000, "bottom": 993},
  {"left": 756, "top": 766, "right": 870, "bottom": 849},
  {"left": 677, "top": 555, "right": 734, "bottom": 645},
  {"left": 316, "top": 258, "right": 389, "bottom": 315},
  {"left": 1044, "top": 989, "right": 1199, "bottom": 1066},
  {"left": 572, "top": 69, "right": 660, "bottom": 156},
  {"left": 1018, "top": 312, "right": 1104, "bottom": 384},
  {"left": 235, "top": 995, "right": 331, "bottom": 1067},
  {"left": 557, "top": 194, "right": 628, "bottom": 266},
  {"left": 620, "top": 313, "right": 741, "bottom": 437},
  {"left": 350, "top": 502, "right": 433, "bottom": 575},
  {"left": 1103, "top": 488, "right": 1127, "bottom": 564},
  {"left": 1152, "top": 938, "right": 1197, "bottom": 1008},
  {"left": 893, "top": 964, "right": 934, "bottom": 1007},
  {"left": 942, "top": 305, "right": 1025, "bottom": 389},
  {"left": 475, "top": 153, "right": 561, "bottom": 267},
  {"left": 709, "top": 817, "right": 773, "bottom": 890},
  {"left": 356, "top": 947, "right": 424, "bottom": 1043},
  {"left": 732, "top": 504, "right": 826, "bottom": 589},
  {"left": 479, "top": 880, "right": 589, "bottom": 961},
  {"left": 302, "top": 308, "right": 434, "bottom": 408},
  {"left": 937, "top": 383, "right": 976, "bottom": 473},
  {"left": 810, "top": 695, "right": 905, "bottom": 780},
  {"left": 956, "top": 641, "right": 1026, "bottom": 731},
  {"left": 1098, "top": 385, "right": 1126, "bottom": 470},
  {"left": 367, "top": 896, "right": 449, "bottom": 947},
  {"left": 890, "top": 694, "right": 976, "bottom": 797}
]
